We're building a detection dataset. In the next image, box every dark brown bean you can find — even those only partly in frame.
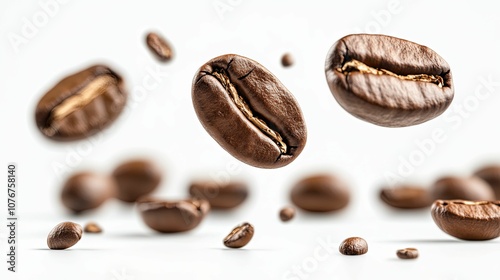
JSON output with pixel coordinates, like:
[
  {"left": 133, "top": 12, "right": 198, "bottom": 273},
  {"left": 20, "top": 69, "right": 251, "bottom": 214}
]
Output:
[
  {"left": 146, "top": 32, "right": 173, "bottom": 62},
  {"left": 339, "top": 237, "right": 368, "bottom": 255},
  {"left": 35, "top": 65, "right": 127, "bottom": 141},
  {"left": 325, "top": 34, "right": 454, "bottom": 127},
  {"left": 192, "top": 54, "right": 307, "bottom": 169},
  {"left": 281, "top": 53, "right": 294, "bottom": 67},
  {"left": 112, "top": 159, "right": 163, "bottom": 203},
  {"left": 431, "top": 176, "right": 495, "bottom": 201},
  {"left": 431, "top": 200, "right": 500, "bottom": 240},
  {"left": 474, "top": 165, "right": 500, "bottom": 199},
  {"left": 396, "top": 248, "right": 419, "bottom": 259},
  {"left": 279, "top": 206, "right": 295, "bottom": 222},
  {"left": 47, "top": 222, "right": 83, "bottom": 250},
  {"left": 84, "top": 222, "right": 102, "bottom": 233},
  {"left": 61, "top": 172, "right": 116, "bottom": 213},
  {"left": 380, "top": 185, "right": 432, "bottom": 209},
  {"left": 189, "top": 180, "right": 248, "bottom": 209},
  {"left": 291, "top": 174, "right": 350, "bottom": 212},
  {"left": 138, "top": 198, "right": 210, "bottom": 233},
  {"left": 223, "top": 222, "right": 254, "bottom": 248}
]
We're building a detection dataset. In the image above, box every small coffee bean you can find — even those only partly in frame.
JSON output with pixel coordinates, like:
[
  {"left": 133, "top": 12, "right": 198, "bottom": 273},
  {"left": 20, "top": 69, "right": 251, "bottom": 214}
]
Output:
[
  {"left": 146, "top": 32, "right": 173, "bottom": 62},
  {"left": 192, "top": 54, "right": 307, "bottom": 168},
  {"left": 325, "top": 34, "right": 454, "bottom": 127},
  {"left": 281, "top": 53, "right": 294, "bottom": 67},
  {"left": 431, "top": 176, "right": 495, "bottom": 201},
  {"left": 474, "top": 165, "right": 500, "bottom": 199},
  {"left": 35, "top": 65, "right": 127, "bottom": 141},
  {"left": 291, "top": 173, "right": 350, "bottom": 212},
  {"left": 431, "top": 200, "right": 500, "bottom": 240},
  {"left": 339, "top": 237, "right": 368, "bottom": 255},
  {"left": 189, "top": 180, "right": 248, "bottom": 209},
  {"left": 223, "top": 222, "right": 254, "bottom": 249},
  {"left": 138, "top": 198, "right": 210, "bottom": 233},
  {"left": 380, "top": 185, "right": 432, "bottom": 209},
  {"left": 396, "top": 248, "right": 419, "bottom": 259},
  {"left": 112, "top": 159, "right": 163, "bottom": 203},
  {"left": 279, "top": 206, "right": 295, "bottom": 222},
  {"left": 47, "top": 222, "right": 83, "bottom": 250},
  {"left": 61, "top": 172, "right": 116, "bottom": 213},
  {"left": 84, "top": 222, "right": 102, "bottom": 233}
]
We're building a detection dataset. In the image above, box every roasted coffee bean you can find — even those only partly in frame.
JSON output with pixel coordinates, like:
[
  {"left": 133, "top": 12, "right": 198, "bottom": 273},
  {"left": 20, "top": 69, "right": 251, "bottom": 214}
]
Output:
[
  {"left": 192, "top": 54, "right": 307, "bottom": 168},
  {"left": 112, "top": 159, "right": 163, "bottom": 203},
  {"left": 138, "top": 198, "right": 209, "bottom": 233},
  {"left": 380, "top": 185, "right": 432, "bottom": 209},
  {"left": 291, "top": 174, "right": 350, "bottom": 212},
  {"left": 474, "top": 165, "right": 500, "bottom": 199},
  {"left": 47, "top": 222, "right": 83, "bottom": 250},
  {"left": 396, "top": 248, "right": 419, "bottom": 259},
  {"left": 189, "top": 180, "right": 248, "bottom": 209},
  {"left": 84, "top": 222, "right": 102, "bottom": 233},
  {"left": 325, "top": 34, "right": 454, "bottom": 127},
  {"left": 61, "top": 172, "right": 116, "bottom": 213},
  {"left": 431, "top": 200, "right": 500, "bottom": 240},
  {"left": 431, "top": 176, "right": 495, "bottom": 201},
  {"left": 146, "top": 32, "right": 173, "bottom": 61},
  {"left": 223, "top": 222, "right": 254, "bottom": 248},
  {"left": 339, "top": 237, "right": 368, "bottom": 255},
  {"left": 35, "top": 65, "right": 127, "bottom": 141},
  {"left": 281, "top": 53, "right": 294, "bottom": 67},
  {"left": 279, "top": 206, "right": 295, "bottom": 222}
]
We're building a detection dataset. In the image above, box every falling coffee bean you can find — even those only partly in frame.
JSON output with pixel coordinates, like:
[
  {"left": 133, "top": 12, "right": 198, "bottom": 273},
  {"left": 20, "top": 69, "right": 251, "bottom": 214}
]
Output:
[
  {"left": 474, "top": 165, "right": 500, "bottom": 199},
  {"left": 84, "top": 222, "right": 103, "bottom": 233},
  {"left": 281, "top": 53, "right": 294, "bottom": 67},
  {"left": 380, "top": 185, "right": 432, "bottom": 209},
  {"left": 192, "top": 54, "right": 307, "bottom": 168},
  {"left": 112, "top": 159, "right": 163, "bottom": 203},
  {"left": 47, "top": 221, "right": 83, "bottom": 250},
  {"left": 291, "top": 173, "right": 350, "bottom": 212},
  {"left": 223, "top": 222, "right": 254, "bottom": 248},
  {"left": 325, "top": 34, "right": 454, "bottom": 127},
  {"left": 146, "top": 32, "right": 173, "bottom": 62},
  {"left": 431, "top": 200, "right": 500, "bottom": 240},
  {"left": 339, "top": 237, "right": 368, "bottom": 255},
  {"left": 396, "top": 248, "right": 419, "bottom": 259},
  {"left": 189, "top": 180, "right": 248, "bottom": 209},
  {"left": 138, "top": 198, "right": 210, "bottom": 233},
  {"left": 279, "top": 206, "right": 295, "bottom": 222},
  {"left": 61, "top": 172, "right": 116, "bottom": 213},
  {"left": 431, "top": 176, "right": 495, "bottom": 201},
  {"left": 35, "top": 65, "right": 127, "bottom": 141}
]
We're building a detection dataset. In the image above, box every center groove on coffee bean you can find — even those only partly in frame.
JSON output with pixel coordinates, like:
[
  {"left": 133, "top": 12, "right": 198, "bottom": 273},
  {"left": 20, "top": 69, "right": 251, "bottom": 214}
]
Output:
[
  {"left": 43, "top": 75, "right": 116, "bottom": 136},
  {"left": 337, "top": 59, "right": 444, "bottom": 88},
  {"left": 211, "top": 70, "right": 287, "bottom": 154}
]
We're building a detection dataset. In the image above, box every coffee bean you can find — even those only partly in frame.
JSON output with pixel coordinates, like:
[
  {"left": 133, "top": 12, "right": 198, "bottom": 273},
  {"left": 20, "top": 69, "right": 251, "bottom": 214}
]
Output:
[
  {"left": 138, "top": 198, "right": 210, "bottom": 233},
  {"left": 339, "top": 237, "right": 368, "bottom": 255},
  {"left": 47, "top": 222, "right": 83, "bottom": 250},
  {"left": 396, "top": 248, "right": 419, "bottom": 259},
  {"left": 431, "top": 200, "right": 500, "bottom": 240},
  {"left": 192, "top": 54, "right": 307, "bottom": 168},
  {"left": 61, "top": 172, "right": 116, "bottom": 213},
  {"left": 380, "top": 185, "right": 432, "bottom": 209},
  {"left": 279, "top": 206, "right": 295, "bottom": 222},
  {"left": 189, "top": 180, "right": 248, "bottom": 209},
  {"left": 431, "top": 176, "right": 495, "bottom": 201},
  {"left": 112, "top": 159, "right": 163, "bottom": 203},
  {"left": 223, "top": 222, "right": 254, "bottom": 248},
  {"left": 35, "top": 65, "right": 127, "bottom": 141},
  {"left": 84, "top": 222, "right": 102, "bottom": 233},
  {"left": 281, "top": 53, "right": 294, "bottom": 67},
  {"left": 325, "top": 34, "right": 454, "bottom": 127},
  {"left": 290, "top": 174, "right": 350, "bottom": 212},
  {"left": 474, "top": 165, "right": 500, "bottom": 199},
  {"left": 146, "top": 32, "right": 173, "bottom": 62}
]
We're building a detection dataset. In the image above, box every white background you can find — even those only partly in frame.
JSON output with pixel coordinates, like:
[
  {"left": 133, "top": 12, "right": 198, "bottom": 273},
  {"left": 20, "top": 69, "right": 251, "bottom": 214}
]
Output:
[{"left": 1, "top": 0, "right": 500, "bottom": 279}]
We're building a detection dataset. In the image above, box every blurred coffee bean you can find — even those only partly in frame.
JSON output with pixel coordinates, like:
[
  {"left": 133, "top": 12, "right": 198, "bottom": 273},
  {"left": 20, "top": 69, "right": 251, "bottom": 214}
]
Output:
[
  {"left": 84, "top": 222, "right": 102, "bottom": 233},
  {"left": 112, "top": 159, "right": 162, "bottom": 202},
  {"left": 291, "top": 173, "right": 350, "bottom": 212},
  {"left": 431, "top": 176, "right": 495, "bottom": 201},
  {"left": 380, "top": 185, "right": 432, "bottom": 209},
  {"left": 474, "top": 165, "right": 500, "bottom": 199},
  {"left": 61, "top": 172, "right": 116, "bottom": 213},
  {"left": 189, "top": 180, "right": 248, "bottom": 209},
  {"left": 279, "top": 206, "right": 295, "bottom": 222}
]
